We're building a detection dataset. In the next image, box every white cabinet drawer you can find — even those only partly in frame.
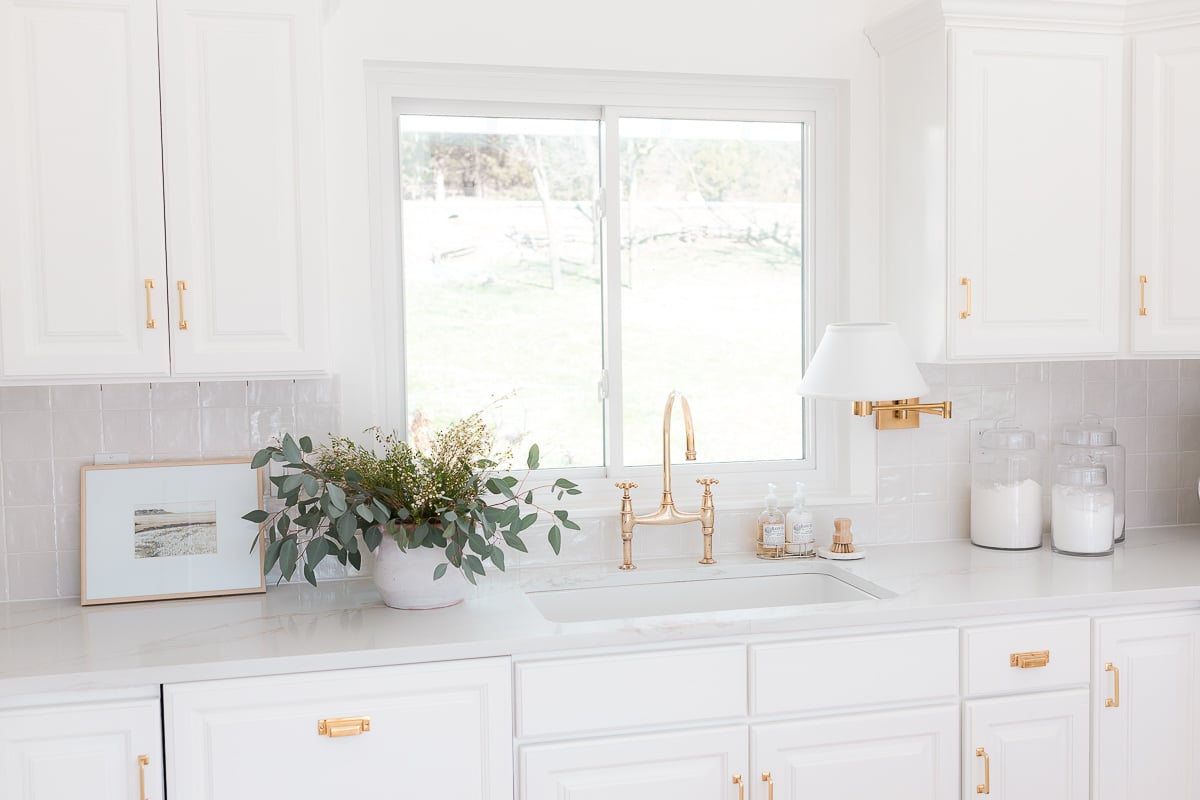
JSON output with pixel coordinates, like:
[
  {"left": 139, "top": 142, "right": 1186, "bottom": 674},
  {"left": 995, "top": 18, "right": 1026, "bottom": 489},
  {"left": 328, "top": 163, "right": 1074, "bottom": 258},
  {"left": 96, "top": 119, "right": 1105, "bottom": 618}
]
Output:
[
  {"left": 963, "top": 617, "right": 1089, "bottom": 697},
  {"left": 165, "top": 658, "right": 512, "bottom": 800},
  {"left": 515, "top": 645, "right": 746, "bottom": 738},
  {"left": 751, "top": 629, "right": 958, "bottom": 716}
]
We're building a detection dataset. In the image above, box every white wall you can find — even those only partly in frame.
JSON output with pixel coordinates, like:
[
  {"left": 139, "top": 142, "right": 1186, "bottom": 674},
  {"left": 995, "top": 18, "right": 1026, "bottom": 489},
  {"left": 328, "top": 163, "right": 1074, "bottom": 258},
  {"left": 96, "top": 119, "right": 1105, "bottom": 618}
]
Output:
[{"left": 321, "top": 0, "right": 907, "bottom": 435}]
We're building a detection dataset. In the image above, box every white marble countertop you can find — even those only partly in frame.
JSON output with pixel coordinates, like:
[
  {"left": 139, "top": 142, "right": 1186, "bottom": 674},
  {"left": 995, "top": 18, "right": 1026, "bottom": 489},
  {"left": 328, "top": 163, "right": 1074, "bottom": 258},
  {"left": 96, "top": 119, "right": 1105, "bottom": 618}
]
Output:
[{"left": 3, "top": 525, "right": 1200, "bottom": 697}]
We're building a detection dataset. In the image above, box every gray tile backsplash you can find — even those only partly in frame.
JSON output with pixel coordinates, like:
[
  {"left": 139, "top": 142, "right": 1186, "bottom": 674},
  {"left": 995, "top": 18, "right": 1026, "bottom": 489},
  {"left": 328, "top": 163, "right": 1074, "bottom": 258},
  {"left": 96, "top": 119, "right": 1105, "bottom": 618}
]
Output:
[{"left": 0, "top": 378, "right": 338, "bottom": 601}]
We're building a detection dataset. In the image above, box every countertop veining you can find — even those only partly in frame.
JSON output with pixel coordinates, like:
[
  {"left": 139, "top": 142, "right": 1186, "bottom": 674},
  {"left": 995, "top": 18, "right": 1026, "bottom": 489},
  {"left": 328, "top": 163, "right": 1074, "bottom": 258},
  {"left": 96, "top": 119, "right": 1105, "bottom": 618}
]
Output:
[{"left": 3, "top": 526, "right": 1200, "bottom": 697}]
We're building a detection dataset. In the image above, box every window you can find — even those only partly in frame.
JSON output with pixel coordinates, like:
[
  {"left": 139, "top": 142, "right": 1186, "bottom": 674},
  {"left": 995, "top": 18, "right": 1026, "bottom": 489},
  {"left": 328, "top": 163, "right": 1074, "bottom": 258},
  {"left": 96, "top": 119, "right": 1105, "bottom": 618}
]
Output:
[{"left": 367, "top": 67, "right": 844, "bottom": 496}]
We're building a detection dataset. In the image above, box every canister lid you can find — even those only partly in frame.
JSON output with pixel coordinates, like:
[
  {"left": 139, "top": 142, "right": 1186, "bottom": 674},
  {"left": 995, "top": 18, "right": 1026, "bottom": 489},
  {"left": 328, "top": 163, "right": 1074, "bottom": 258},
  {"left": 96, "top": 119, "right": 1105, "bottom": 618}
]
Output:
[
  {"left": 980, "top": 419, "right": 1036, "bottom": 450},
  {"left": 1056, "top": 461, "right": 1109, "bottom": 487},
  {"left": 1059, "top": 415, "right": 1117, "bottom": 447}
]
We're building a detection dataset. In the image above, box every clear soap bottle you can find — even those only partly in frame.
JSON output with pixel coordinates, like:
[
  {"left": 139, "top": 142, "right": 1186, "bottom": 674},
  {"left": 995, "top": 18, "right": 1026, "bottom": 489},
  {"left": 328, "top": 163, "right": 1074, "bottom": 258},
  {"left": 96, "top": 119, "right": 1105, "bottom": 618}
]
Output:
[
  {"left": 757, "top": 483, "right": 786, "bottom": 557},
  {"left": 786, "top": 482, "right": 816, "bottom": 558}
]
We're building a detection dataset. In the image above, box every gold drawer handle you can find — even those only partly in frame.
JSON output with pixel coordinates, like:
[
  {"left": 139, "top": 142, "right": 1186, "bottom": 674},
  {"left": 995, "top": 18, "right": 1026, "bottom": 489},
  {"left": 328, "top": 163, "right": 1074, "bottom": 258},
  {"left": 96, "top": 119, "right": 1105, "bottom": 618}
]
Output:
[
  {"left": 137, "top": 754, "right": 150, "bottom": 800},
  {"left": 1010, "top": 649, "right": 1050, "bottom": 669},
  {"left": 1139, "top": 274, "right": 1148, "bottom": 316},
  {"left": 732, "top": 774, "right": 744, "bottom": 800},
  {"left": 1105, "top": 662, "right": 1120, "bottom": 708},
  {"left": 960, "top": 277, "right": 973, "bottom": 319},
  {"left": 143, "top": 279, "right": 157, "bottom": 329},
  {"left": 975, "top": 747, "right": 991, "bottom": 794},
  {"left": 317, "top": 716, "right": 371, "bottom": 737},
  {"left": 761, "top": 771, "right": 774, "bottom": 800},
  {"left": 176, "top": 280, "right": 189, "bottom": 330}
]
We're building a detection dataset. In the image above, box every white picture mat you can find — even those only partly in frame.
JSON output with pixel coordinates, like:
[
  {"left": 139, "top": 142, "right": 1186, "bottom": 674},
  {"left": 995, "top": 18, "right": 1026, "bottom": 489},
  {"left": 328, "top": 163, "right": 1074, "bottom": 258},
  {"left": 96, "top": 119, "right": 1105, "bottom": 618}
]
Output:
[{"left": 83, "top": 461, "right": 263, "bottom": 603}]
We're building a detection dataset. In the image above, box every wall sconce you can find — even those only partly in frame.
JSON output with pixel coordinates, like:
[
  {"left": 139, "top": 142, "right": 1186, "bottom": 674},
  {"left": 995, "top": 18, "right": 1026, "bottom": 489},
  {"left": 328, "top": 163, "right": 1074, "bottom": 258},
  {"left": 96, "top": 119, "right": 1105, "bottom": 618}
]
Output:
[{"left": 797, "top": 322, "right": 952, "bottom": 431}]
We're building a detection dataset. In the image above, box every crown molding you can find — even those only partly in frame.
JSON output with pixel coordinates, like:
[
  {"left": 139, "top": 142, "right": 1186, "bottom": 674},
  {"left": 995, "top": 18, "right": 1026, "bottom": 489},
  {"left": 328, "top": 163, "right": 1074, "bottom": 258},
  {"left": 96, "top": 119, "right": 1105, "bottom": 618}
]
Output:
[{"left": 866, "top": 0, "right": 1200, "bottom": 49}]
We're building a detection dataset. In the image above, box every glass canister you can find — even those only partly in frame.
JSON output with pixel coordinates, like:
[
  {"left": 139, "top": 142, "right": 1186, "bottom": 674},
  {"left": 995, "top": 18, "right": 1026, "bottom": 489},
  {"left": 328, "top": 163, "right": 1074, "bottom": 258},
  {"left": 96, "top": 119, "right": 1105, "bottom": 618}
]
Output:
[
  {"left": 1051, "top": 458, "right": 1115, "bottom": 557},
  {"left": 971, "top": 420, "right": 1043, "bottom": 550},
  {"left": 1056, "top": 416, "right": 1127, "bottom": 543}
]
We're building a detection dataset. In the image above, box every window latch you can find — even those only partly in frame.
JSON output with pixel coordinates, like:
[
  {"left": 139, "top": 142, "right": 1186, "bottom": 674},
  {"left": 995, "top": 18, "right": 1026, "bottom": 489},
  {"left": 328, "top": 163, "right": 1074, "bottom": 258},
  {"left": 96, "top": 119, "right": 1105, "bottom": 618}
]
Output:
[{"left": 597, "top": 369, "right": 609, "bottom": 401}]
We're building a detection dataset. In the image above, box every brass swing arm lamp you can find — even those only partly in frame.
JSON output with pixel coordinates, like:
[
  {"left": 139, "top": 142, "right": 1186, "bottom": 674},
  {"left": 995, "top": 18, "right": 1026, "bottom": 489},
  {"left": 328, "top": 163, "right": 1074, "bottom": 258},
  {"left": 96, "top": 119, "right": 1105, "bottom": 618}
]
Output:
[{"left": 798, "top": 322, "right": 953, "bottom": 431}]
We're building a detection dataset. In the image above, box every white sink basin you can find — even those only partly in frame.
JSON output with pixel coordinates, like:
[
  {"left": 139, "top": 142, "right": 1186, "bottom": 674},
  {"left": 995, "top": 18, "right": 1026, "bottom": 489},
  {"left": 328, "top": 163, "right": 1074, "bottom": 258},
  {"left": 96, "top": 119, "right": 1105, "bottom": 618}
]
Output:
[{"left": 526, "top": 569, "right": 887, "bottom": 623}]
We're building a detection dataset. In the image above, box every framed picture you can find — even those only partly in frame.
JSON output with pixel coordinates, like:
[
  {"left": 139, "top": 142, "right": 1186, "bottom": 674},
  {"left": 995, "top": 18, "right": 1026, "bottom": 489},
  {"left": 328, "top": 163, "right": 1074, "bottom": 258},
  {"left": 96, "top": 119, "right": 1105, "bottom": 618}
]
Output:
[{"left": 81, "top": 459, "right": 265, "bottom": 606}]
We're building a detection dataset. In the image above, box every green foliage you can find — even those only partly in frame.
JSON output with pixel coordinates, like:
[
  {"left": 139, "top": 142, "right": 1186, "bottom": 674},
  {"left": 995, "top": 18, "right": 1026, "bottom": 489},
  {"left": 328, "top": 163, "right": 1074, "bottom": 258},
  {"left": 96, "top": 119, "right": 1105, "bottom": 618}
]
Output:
[{"left": 244, "top": 418, "right": 581, "bottom": 587}]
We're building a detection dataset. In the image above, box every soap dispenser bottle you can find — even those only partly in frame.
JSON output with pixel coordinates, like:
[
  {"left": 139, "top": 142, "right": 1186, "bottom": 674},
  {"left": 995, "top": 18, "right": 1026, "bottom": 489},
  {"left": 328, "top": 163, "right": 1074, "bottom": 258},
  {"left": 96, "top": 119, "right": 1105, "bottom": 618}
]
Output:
[
  {"left": 757, "top": 483, "right": 786, "bottom": 557},
  {"left": 786, "top": 482, "right": 816, "bottom": 558}
]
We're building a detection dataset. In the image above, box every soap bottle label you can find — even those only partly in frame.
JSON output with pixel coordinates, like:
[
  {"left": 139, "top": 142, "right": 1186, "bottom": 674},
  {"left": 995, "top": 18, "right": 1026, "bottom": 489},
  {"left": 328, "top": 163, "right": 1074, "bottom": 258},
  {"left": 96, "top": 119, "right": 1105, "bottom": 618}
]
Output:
[
  {"left": 791, "top": 520, "right": 815, "bottom": 543},
  {"left": 762, "top": 523, "right": 785, "bottom": 546}
]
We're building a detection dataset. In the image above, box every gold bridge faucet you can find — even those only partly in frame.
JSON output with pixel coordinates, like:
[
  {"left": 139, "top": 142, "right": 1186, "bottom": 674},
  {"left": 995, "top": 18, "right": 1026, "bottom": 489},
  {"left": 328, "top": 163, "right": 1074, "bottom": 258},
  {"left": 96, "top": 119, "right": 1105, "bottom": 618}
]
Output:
[{"left": 615, "top": 391, "right": 718, "bottom": 570}]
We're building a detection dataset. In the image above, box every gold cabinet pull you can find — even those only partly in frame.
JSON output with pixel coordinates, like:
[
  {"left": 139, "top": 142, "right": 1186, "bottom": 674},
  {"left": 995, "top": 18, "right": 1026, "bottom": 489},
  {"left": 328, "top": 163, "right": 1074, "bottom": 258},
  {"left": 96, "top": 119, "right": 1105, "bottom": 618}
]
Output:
[
  {"left": 143, "top": 279, "right": 157, "bottom": 329},
  {"left": 317, "top": 715, "right": 371, "bottom": 737},
  {"left": 176, "top": 280, "right": 189, "bottom": 330},
  {"left": 137, "top": 754, "right": 150, "bottom": 800},
  {"left": 1105, "top": 662, "right": 1121, "bottom": 707},
  {"left": 732, "top": 774, "right": 744, "bottom": 800},
  {"left": 1010, "top": 649, "right": 1050, "bottom": 669},
  {"left": 959, "top": 277, "right": 973, "bottom": 319},
  {"left": 975, "top": 747, "right": 991, "bottom": 794},
  {"left": 761, "top": 771, "right": 775, "bottom": 800},
  {"left": 1138, "top": 274, "right": 1148, "bottom": 316}
]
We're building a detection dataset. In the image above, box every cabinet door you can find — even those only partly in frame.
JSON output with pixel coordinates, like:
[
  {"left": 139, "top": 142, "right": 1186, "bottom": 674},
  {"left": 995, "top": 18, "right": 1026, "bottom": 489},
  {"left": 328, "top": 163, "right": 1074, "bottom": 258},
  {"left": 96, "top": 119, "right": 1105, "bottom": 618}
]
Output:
[
  {"left": 751, "top": 705, "right": 958, "bottom": 800},
  {"left": 165, "top": 658, "right": 512, "bottom": 800},
  {"left": 0, "top": 0, "right": 170, "bottom": 378},
  {"left": 1131, "top": 25, "right": 1200, "bottom": 353},
  {"left": 1094, "top": 612, "right": 1200, "bottom": 800},
  {"left": 158, "top": 0, "right": 327, "bottom": 376},
  {"left": 522, "top": 726, "right": 747, "bottom": 800},
  {"left": 0, "top": 698, "right": 163, "bottom": 800},
  {"left": 949, "top": 29, "right": 1122, "bottom": 358},
  {"left": 963, "top": 690, "right": 1089, "bottom": 800}
]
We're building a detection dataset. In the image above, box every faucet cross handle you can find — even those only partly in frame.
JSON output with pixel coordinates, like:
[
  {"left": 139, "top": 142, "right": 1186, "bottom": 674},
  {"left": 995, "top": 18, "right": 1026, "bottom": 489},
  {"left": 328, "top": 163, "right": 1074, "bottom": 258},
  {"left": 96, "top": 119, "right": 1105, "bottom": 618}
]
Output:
[
  {"left": 615, "top": 481, "right": 639, "bottom": 497},
  {"left": 696, "top": 477, "right": 719, "bottom": 488}
]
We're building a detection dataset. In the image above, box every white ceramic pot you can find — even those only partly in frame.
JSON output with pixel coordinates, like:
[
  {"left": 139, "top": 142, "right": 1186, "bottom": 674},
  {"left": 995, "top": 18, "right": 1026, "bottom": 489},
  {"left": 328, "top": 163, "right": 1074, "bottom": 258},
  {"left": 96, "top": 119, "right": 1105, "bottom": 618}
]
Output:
[{"left": 372, "top": 536, "right": 466, "bottom": 610}]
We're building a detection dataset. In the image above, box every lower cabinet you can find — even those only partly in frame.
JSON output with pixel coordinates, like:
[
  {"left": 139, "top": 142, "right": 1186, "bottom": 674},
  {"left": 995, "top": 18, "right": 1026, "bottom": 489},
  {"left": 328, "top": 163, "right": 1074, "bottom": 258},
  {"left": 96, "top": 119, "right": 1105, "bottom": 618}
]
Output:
[
  {"left": 521, "top": 726, "right": 748, "bottom": 800},
  {"left": 0, "top": 696, "right": 163, "bottom": 800},
  {"left": 963, "top": 690, "right": 1089, "bottom": 800},
  {"left": 752, "top": 705, "right": 959, "bottom": 800},
  {"left": 1094, "top": 611, "right": 1200, "bottom": 799},
  {"left": 164, "top": 658, "right": 512, "bottom": 800}
]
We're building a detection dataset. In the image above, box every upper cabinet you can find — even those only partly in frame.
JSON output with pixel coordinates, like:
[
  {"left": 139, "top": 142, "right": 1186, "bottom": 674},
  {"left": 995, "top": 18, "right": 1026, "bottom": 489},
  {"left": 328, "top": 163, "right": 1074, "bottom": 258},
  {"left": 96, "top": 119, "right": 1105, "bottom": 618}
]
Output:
[
  {"left": 0, "top": 0, "right": 170, "bottom": 379},
  {"left": 0, "top": 0, "right": 327, "bottom": 382},
  {"left": 158, "top": 0, "right": 327, "bottom": 376},
  {"left": 870, "top": 5, "right": 1124, "bottom": 362},
  {"left": 1131, "top": 24, "right": 1200, "bottom": 354}
]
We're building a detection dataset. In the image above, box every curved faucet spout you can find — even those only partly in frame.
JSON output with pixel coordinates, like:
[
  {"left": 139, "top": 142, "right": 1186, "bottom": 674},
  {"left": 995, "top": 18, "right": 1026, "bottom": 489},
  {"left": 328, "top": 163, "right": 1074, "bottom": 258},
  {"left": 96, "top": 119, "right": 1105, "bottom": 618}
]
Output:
[{"left": 662, "top": 391, "right": 696, "bottom": 498}]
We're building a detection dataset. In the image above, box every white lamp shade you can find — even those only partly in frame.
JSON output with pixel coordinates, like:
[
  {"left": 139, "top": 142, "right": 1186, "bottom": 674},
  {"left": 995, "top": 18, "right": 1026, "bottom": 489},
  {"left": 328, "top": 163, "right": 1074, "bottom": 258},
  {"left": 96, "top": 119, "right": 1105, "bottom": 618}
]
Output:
[{"left": 798, "top": 322, "right": 930, "bottom": 400}]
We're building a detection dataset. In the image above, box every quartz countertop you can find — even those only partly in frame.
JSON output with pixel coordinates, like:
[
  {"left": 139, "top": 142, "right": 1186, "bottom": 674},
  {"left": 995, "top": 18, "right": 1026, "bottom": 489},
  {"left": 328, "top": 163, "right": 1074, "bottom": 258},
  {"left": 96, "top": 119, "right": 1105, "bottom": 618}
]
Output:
[{"left": 3, "top": 526, "right": 1200, "bottom": 698}]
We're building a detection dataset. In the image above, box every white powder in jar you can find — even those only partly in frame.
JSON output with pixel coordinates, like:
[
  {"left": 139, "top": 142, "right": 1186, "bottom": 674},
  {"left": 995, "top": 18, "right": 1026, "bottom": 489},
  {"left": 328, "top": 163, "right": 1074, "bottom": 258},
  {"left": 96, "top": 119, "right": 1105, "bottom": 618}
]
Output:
[
  {"left": 970, "top": 479, "right": 1044, "bottom": 549},
  {"left": 1052, "top": 485, "right": 1115, "bottom": 555}
]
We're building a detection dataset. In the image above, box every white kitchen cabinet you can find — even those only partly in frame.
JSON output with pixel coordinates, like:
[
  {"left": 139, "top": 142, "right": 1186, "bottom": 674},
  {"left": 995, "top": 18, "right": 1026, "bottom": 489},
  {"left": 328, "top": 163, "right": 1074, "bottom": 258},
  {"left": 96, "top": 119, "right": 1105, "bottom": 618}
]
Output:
[
  {"left": 0, "top": 0, "right": 171, "bottom": 379},
  {"left": 963, "top": 690, "right": 1089, "bottom": 800},
  {"left": 870, "top": 10, "right": 1123, "bottom": 361},
  {"left": 1131, "top": 25, "right": 1200, "bottom": 353},
  {"left": 165, "top": 658, "right": 512, "bottom": 800},
  {"left": 1094, "top": 611, "right": 1200, "bottom": 800},
  {"left": 751, "top": 705, "right": 959, "bottom": 800},
  {"left": 158, "top": 0, "right": 328, "bottom": 376},
  {"left": 521, "top": 726, "right": 748, "bottom": 800},
  {"left": 0, "top": 697, "right": 163, "bottom": 800}
]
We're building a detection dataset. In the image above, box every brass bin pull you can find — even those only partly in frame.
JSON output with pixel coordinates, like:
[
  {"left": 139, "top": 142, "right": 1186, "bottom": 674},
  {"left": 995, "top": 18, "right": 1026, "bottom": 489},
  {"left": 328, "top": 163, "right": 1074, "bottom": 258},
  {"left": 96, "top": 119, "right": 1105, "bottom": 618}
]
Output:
[
  {"left": 317, "top": 716, "right": 371, "bottom": 737},
  {"left": 1105, "top": 662, "right": 1121, "bottom": 708},
  {"left": 761, "top": 771, "right": 774, "bottom": 800},
  {"left": 960, "top": 277, "right": 973, "bottom": 319},
  {"left": 1010, "top": 650, "right": 1050, "bottom": 669},
  {"left": 1139, "top": 274, "right": 1148, "bottom": 317},
  {"left": 975, "top": 747, "right": 991, "bottom": 794},
  {"left": 176, "top": 280, "right": 189, "bottom": 330},
  {"left": 732, "top": 773, "right": 745, "bottom": 800},
  {"left": 143, "top": 279, "right": 156, "bottom": 329},
  {"left": 137, "top": 754, "right": 150, "bottom": 800}
]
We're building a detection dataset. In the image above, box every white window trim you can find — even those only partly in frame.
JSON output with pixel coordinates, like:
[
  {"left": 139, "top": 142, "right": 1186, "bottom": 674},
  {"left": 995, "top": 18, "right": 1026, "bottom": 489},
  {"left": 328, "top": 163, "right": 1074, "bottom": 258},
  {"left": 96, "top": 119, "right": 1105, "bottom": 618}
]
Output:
[{"left": 363, "top": 62, "right": 874, "bottom": 514}]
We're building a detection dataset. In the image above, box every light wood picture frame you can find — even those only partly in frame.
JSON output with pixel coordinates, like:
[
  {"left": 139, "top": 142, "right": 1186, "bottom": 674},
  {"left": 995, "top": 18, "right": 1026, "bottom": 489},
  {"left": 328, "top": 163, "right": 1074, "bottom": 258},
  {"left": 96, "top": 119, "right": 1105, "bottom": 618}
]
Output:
[{"left": 80, "top": 459, "right": 265, "bottom": 606}]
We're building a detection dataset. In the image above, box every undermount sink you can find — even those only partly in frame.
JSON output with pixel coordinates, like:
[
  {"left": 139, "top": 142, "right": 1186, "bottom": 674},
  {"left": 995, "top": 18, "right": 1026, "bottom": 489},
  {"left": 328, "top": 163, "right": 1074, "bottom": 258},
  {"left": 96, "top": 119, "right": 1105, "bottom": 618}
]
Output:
[{"left": 525, "top": 568, "right": 889, "bottom": 623}]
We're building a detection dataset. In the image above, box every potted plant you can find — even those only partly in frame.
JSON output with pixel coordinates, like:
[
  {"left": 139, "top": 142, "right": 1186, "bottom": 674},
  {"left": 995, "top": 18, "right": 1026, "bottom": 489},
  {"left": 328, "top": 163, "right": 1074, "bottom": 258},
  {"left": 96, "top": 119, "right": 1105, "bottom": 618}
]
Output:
[{"left": 243, "top": 413, "right": 582, "bottom": 609}]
